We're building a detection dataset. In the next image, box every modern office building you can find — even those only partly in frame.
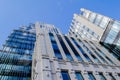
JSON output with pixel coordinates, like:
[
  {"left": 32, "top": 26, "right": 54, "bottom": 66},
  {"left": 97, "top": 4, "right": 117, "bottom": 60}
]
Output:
[
  {"left": 0, "top": 24, "right": 36, "bottom": 80},
  {"left": 32, "top": 22, "right": 120, "bottom": 80},
  {"left": 69, "top": 8, "right": 120, "bottom": 61}
]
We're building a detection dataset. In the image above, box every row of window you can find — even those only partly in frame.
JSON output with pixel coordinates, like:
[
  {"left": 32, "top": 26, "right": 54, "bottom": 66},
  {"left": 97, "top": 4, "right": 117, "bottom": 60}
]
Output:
[
  {"left": 49, "top": 33, "right": 114, "bottom": 65},
  {"left": 81, "top": 10, "right": 110, "bottom": 29},
  {"left": 61, "top": 71, "right": 119, "bottom": 80},
  {"left": 10, "top": 33, "right": 36, "bottom": 41},
  {"left": 71, "top": 20, "right": 100, "bottom": 40},
  {"left": 40, "top": 25, "right": 59, "bottom": 33},
  {"left": 0, "top": 29, "right": 36, "bottom": 79},
  {"left": 11, "top": 30, "right": 36, "bottom": 38},
  {"left": 3, "top": 46, "right": 33, "bottom": 55},
  {"left": 7, "top": 38, "right": 35, "bottom": 45},
  {"left": 0, "top": 75, "right": 30, "bottom": 80},
  {"left": 85, "top": 41, "right": 115, "bottom": 65}
]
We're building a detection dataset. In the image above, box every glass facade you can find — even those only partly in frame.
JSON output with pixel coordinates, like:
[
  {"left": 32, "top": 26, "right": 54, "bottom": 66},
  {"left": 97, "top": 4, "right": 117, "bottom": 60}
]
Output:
[
  {"left": 101, "top": 21, "right": 120, "bottom": 61},
  {"left": 0, "top": 26, "right": 36, "bottom": 80},
  {"left": 105, "top": 21, "right": 120, "bottom": 44}
]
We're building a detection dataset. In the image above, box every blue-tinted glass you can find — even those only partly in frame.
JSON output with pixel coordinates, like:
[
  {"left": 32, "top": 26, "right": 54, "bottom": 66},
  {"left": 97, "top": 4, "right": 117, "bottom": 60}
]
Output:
[
  {"left": 64, "top": 36, "right": 83, "bottom": 61},
  {"left": 0, "top": 26, "right": 36, "bottom": 80},
  {"left": 61, "top": 71, "right": 71, "bottom": 80},
  {"left": 88, "top": 72, "right": 96, "bottom": 80},
  {"left": 52, "top": 43, "right": 59, "bottom": 50},
  {"left": 57, "top": 35, "right": 73, "bottom": 61},
  {"left": 54, "top": 52, "right": 63, "bottom": 59},
  {"left": 71, "top": 38, "right": 92, "bottom": 62},
  {"left": 105, "top": 21, "right": 120, "bottom": 44},
  {"left": 49, "top": 33, "right": 63, "bottom": 60},
  {"left": 75, "top": 72, "right": 84, "bottom": 80},
  {"left": 99, "top": 73, "right": 106, "bottom": 80}
]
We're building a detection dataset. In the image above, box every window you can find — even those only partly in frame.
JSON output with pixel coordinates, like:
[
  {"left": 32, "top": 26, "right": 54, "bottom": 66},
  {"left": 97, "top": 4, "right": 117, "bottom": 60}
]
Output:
[
  {"left": 65, "top": 36, "right": 83, "bottom": 61},
  {"left": 105, "top": 21, "right": 120, "bottom": 44},
  {"left": 118, "top": 73, "right": 120, "bottom": 78},
  {"left": 109, "top": 73, "right": 116, "bottom": 80},
  {"left": 89, "top": 13, "right": 96, "bottom": 23},
  {"left": 75, "top": 72, "right": 84, "bottom": 80},
  {"left": 88, "top": 72, "right": 96, "bottom": 80},
  {"left": 99, "top": 17, "right": 109, "bottom": 29},
  {"left": 61, "top": 71, "right": 71, "bottom": 80},
  {"left": 98, "top": 73, "right": 106, "bottom": 80},
  {"left": 49, "top": 33, "right": 63, "bottom": 59},
  {"left": 77, "top": 39, "right": 92, "bottom": 62},
  {"left": 94, "top": 15, "right": 102, "bottom": 26},
  {"left": 57, "top": 35, "right": 73, "bottom": 61}
]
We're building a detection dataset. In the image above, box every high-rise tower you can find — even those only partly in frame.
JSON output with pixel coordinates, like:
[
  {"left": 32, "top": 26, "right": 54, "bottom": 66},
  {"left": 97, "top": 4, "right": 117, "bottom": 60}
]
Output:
[{"left": 69, "top": 8, "right": 120, "bottom": 61}]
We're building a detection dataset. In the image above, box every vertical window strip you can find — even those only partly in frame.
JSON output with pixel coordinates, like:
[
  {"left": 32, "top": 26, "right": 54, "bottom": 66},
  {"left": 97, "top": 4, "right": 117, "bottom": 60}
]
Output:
[
  {"left": 49, "top": 33, "right": 63, "bottom": 59},
  {"left": 82, "top": 41, "right": 101, "bottom": 63},
  {"left": 90, "top": 41, "right": 115, "bottom": 64},
  {"left": 64, "top": 36, "right": 83, "bottom": 61},
  {"left": 61, "top": 71, "right": 71, "bottom": 80},
  {"left": 85, "top": 41, "right": 108, "bottom": 64},
  {"left": 75, "top": 72, "right": 84, "bottom": 80},
  {"left": 56, "top": 35, "right": 73, "bottom": 61},
  {"left": 72, "top": 38, "right": 92, "bottom": 62},
  {"left": 88, "top": 72, "right": 96, "bottom": 80},
  {"left": 98, "top": 72, "right": 106, "bottom": 80},
  {"left": 109, "top": 73, "right": 116, "bottom": 80}
]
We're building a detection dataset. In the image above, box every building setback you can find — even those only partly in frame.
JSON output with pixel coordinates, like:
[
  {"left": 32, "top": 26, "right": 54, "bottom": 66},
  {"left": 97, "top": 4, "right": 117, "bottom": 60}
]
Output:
[{"left": 69, "top": 8, "right": 120, "bottom": 61}]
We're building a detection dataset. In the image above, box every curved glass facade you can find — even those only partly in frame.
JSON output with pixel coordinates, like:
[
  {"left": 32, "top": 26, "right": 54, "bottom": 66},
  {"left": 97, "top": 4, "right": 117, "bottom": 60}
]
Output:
[{"left": 0, "top": 26, "right": 36, "bottom": 80}]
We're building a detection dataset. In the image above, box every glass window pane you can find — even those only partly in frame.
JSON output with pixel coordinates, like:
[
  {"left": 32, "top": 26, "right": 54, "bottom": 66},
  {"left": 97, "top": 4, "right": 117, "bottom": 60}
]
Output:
[
  {"left": 99, "top": 17, "right": 109, "bottom": 29},
  {"left": 75, "top": 72, "right": 84, "bottom": 80},
  {"left": 89, "top": 13, "right": 96, "bottom": 23},
  {"left": 61, "top": 71, "right": 71, "bottom": 80},
  {"left": 109, "top": 73, "right": 116, "bottom": 80},
  {"left": 94, "top": 15, "right": 102, "bottom": 26},
  {"left": 88, "top": 72, "right": 96, "bottom": 80},
  {"left": 99, "top": 73, "right": 106, "bottom": 80}
]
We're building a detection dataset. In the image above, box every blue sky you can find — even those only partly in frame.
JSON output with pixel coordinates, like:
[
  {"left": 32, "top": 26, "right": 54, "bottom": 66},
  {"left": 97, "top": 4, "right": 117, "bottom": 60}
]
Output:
[{"left": 0, "top": 0, "right": 120, "bottom": 47}]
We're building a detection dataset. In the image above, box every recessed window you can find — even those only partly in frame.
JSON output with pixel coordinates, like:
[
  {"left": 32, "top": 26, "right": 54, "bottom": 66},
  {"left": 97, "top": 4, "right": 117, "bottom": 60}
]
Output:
[
  {"left": 75, "top": 72, "right": 84, "bottom": 80},
  {"left": 109, "top": 73, "right": 116, "bottom": 80},
  {"left": 98, "top": 72, "right": 106, "bottom": 80},
  {"left": 88, "top": 72, "right": 96, "bottom": 80},
  {"left": 61, "top": 71, "right": 71, "bottom": 80}
]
